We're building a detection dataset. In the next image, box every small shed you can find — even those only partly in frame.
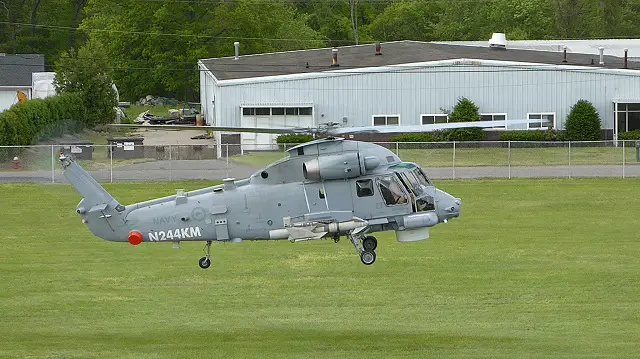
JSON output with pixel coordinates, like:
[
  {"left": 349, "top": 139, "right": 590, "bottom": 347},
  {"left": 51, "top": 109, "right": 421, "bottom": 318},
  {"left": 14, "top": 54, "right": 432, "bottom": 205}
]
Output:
[
  {"left": 59, "top": 142, "right": 94, "bottom": 160},
  {"left": 106, "top": 137, "right": 145, "bottom": 159}
]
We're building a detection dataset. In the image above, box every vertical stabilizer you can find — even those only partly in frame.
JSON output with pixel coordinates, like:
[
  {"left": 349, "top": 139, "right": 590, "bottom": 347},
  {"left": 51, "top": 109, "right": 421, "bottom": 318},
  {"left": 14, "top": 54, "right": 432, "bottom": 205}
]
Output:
[
  {"left": 59, "top": 152, "right": 127, "bottom": 242},
  {"left": 59, "top": 152, "right": 117, "bottom": 208}
]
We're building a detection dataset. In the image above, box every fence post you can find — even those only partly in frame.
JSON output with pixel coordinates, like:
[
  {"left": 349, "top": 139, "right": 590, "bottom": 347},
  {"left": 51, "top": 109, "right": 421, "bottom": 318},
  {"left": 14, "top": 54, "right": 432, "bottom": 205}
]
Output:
[
  {"left": 109, "top": 143, "right": 113, "bottom": 183},
  {"left": 623, "top": 140, "right": 626, "bottom": 178},
  {"left": 51, "top": 145, "right": 55, "bottom": 184},
  {"left": 452, "top": 141, "right": 456, "bottom": 180},
  {"left": 508, "top": 140, "right": 511, "bottom": 179},
  {"left": 395, "top": 142, "right": 399, "bottom": 156},
  {"left": 568, "top": 141, "right": 572, "bottom": 179},
  {"left": 226, "top": 144, "right": 229, "bottom": 179},
  {"left": 169, "top": 145, "right": 172, "bottom": 182}
]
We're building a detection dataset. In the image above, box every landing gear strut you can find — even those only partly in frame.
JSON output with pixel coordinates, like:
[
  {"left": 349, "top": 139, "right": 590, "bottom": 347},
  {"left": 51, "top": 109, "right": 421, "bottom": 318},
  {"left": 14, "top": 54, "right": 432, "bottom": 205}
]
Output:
[
  {"left": 199, "top": 240, "right": 212, "bottom": 269},
  {"left": 348, "top": 231, "right": 377, "bottom": 265}
]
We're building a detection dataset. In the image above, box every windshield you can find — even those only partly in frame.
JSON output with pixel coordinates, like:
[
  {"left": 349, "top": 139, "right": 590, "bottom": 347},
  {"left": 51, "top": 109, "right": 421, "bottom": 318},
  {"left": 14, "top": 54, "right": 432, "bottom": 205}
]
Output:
[{"left": 413, "top": 168, "right": 433, "bottom": 187}]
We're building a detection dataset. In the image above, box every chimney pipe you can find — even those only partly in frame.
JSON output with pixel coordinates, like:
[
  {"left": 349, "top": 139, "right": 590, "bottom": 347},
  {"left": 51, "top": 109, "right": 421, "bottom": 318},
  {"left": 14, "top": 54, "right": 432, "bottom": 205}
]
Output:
[
  {"left": 599, "top": 46, "right": 604, "bottom": 65},
  {"left": 624, "top": 48, "right": 628, "bottom": 69},
  {"left": 562, "top": 45, "right": 567, "bottom": 63},
  {"left": 331, "top": 48, "right": 339, "bottom": 67},
  {"left": 375, "top": 42, "right": 382, "bottom": 55},
  {"left": 234, "top": 41, "right": 240, "bottom": 60}
]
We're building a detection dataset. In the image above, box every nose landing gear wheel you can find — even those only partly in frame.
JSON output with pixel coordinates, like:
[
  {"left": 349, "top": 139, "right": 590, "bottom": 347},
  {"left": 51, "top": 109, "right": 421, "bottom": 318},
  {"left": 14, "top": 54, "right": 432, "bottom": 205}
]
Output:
[
  {"left": 360, "top": 250, "right": 376, "bottom": 265},
  {"left": 199, "top": 257, "right": 211, "bottom": 269},
  {"left": 362, "top": 236, "right": 377, "bottom": 251}
]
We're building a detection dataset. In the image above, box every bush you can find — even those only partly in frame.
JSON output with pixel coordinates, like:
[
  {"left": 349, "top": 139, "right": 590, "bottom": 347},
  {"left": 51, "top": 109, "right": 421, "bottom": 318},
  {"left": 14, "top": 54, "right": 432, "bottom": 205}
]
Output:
[
  {"left": 448, "top": 97, "right": 480, "bottom": 123},
  {"left": 276, "top": 134, "right": 314, "bottom": 149},
  {"left": 564, "top": 99, "right": 602, "bottom": 141},
  {"left": 617, "top": 130, "right": 640, "bottom": 140},
  {"left": 390, "top": 133, "right": 440, "bottom": 142},
  {"left": 390, "top": 128, "right": 485, "bottom": 142},
  {"left": 0, "top": 92, "right": 87, "bottom": 146},
  {"left": 499, "top": 129, "right": 566, "bottom": 141}
]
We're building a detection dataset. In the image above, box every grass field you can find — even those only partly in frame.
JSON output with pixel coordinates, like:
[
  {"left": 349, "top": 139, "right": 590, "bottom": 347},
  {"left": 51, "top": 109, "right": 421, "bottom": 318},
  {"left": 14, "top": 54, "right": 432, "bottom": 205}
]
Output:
[
  {"left": 2, "top": 179, "right": 640, "bottom": 358},
  {"left": 231, "top": 144, "right": 640, "bottom": 168}
]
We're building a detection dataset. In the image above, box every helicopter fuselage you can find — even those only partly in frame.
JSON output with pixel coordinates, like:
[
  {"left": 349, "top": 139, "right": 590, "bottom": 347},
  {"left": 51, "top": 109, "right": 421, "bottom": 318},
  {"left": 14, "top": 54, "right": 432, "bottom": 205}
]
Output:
[{"left": 62, "top": 137, "right": 461, "bottom": 266}]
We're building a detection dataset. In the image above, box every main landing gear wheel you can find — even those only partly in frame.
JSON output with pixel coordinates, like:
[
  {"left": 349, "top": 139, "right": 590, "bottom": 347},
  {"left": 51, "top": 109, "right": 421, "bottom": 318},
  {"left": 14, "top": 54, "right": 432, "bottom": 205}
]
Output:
[
  {"left": 360, "top": 250, "right": 376, "bottom": 265},
  {"left": 199, "top": 240, "right": 212, "bottom": 269},
  {"left": 199, "top": 257, "right": 211, "bottom": 269},
  {"left": 362, "top": 236, "right": 377, "bottom": 251}
]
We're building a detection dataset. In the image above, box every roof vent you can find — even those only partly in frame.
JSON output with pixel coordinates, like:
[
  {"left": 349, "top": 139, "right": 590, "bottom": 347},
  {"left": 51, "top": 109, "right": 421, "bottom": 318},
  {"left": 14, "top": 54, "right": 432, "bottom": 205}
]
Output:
[
  {"left": 488, "top": 33, "right": 507, "bottom": 50},
  {"left": 375, "top": 42, "right": 382, "bottom": 56},
  {"left": 598, "top": 46, "right": 604, "bottom": 65},
  {"left": 331, "top": 48, "right": 339, "bottom": 67},
  {"left": 234, "top": 41, "right": 240, "bottom": 60}
]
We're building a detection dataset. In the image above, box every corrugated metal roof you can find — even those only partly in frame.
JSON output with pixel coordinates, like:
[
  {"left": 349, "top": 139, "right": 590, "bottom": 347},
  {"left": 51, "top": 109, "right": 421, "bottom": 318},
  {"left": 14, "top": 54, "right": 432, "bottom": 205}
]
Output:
[
  {"left": 436, "top": 39, "right": 640, "bottom": 60},
  {"left": 0, "top": 54, "right": 45, "bottom": 87},
  {"left": 199, "top": 40, "right": 636, "bottom": 81}
]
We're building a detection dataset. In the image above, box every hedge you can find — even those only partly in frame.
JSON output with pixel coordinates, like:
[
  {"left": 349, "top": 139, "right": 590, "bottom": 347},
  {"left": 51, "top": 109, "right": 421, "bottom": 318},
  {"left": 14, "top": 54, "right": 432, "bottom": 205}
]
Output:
[
  {"left": 390, "top": 128, "right": 485, "bottom": 142},
  {"left": 618, "top": 130, "right": 640, "bottom": 140},
  {"left": 0, "top": 92, "right": 87, "bottom": 147},
  {"left": 498, "top": 129, "right": 566, "bottom": 142}
]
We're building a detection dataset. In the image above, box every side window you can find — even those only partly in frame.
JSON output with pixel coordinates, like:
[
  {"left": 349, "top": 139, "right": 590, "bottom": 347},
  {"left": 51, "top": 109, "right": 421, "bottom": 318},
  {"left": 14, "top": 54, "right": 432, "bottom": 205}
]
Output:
[
  {"left": 377, "top": 176, "right": 408, "bottom": 206},
  {"left": 356, "top": 179, "right": 374, "bottom": 197}
]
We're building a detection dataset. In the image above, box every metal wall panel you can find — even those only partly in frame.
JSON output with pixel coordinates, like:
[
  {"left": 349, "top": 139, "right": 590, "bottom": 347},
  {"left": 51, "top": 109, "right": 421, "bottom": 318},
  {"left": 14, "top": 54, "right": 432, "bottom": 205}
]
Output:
[{"left": 204, "top": 65, "right": 640, "bottom": 131}]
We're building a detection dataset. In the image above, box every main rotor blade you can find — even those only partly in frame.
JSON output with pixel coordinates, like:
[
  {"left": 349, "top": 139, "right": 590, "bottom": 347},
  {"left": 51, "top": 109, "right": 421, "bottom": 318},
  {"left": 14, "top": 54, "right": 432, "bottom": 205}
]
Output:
[
  {"left": 107, "top": 124, "right": 310, "bottom": 134},
  {"left": 329, "top": 119, "right": 551, "bottom": 134}
]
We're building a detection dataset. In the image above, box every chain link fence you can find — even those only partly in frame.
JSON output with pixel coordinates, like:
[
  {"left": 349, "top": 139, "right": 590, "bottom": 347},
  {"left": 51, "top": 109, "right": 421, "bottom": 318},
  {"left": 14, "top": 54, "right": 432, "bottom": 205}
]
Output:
[{"left": 2, "top": 140, "right": 640, "bottom": 183}]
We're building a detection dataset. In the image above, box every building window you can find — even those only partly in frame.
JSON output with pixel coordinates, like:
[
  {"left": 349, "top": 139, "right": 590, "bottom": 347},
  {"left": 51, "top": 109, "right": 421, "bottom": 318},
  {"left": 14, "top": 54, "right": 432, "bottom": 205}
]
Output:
[
  {"left": 480, "top": 113, "right": 507, "bottom": 129},
  {"left": 298, "top": 107, "right": 312, "bottom": 116},
  {"left": 255, "top": 108, "right": 270, "bottom": 116},
  {"left": 616, "top": 103, "right": 640, "bottom": 133},
  {"left": 421, "top": 114, "right": 448, "bottom": 124},
  {"left": 242, "top": 107, "right": 313, "bottom": 117},
  {"left": 356, "top": 179, "right": 374, "bottom": 197},
  {"left": 527, "top": 113, "right": 555, "bottom": 129},
  {"left": 373, "top": 115, "right": 400, "bottom": 126}
]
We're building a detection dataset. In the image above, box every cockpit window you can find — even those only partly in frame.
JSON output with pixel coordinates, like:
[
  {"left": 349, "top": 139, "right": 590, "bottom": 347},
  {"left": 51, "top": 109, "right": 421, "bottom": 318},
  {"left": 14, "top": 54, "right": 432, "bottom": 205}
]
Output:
[
  {"left": 377, "top": 176, "right": 408, "bottom": 206},
  {"left": 413, "top": 168, "right": 433, "bottom": 186}
]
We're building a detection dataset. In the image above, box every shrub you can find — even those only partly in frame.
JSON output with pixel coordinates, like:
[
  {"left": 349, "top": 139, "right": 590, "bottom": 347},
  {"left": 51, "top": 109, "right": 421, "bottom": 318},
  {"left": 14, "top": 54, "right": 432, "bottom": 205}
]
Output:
[
  {"left": 0, "top": 92, "right": 87, "bottom": 147},
  {"left": 617, "top": 130, "right": 640, "bottom": 140},
  {"left": 448, "top": 97, "right": 480, "bottom": 123},
  {"left": 276, "top": 134, "right": 314, "bottom": 150},
  {"left": 564, "top": 99, "right": 602, "bottom": 141},
  {"left": 390, "top": 133, "right": 440, "bottom": 142},
  {"left": 499, "top": 129, "right": 566, "bottom": 141},
  {"left": 439, "top": 127, "right": 485, "bottom": 141}
]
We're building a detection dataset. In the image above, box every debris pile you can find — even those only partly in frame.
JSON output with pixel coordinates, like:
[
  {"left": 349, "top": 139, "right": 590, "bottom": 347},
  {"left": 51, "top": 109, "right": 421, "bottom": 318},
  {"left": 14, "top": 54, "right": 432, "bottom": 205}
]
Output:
[{"left": 135, "top": 95, "right": 179, "bottom": 106}]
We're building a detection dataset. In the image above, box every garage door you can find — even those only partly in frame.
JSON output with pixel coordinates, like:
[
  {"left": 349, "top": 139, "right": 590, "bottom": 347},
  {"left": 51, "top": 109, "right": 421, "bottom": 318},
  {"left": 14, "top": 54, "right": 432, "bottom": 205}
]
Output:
[{"left": 241, "top": 106, "right": 314, "bottom": 151}]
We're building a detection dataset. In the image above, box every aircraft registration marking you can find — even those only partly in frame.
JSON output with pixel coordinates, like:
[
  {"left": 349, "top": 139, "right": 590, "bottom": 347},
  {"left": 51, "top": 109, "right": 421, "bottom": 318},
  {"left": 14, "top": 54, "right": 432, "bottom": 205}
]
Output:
[{"left": 148, "top": 227, "right": 202, "bottom": 241}]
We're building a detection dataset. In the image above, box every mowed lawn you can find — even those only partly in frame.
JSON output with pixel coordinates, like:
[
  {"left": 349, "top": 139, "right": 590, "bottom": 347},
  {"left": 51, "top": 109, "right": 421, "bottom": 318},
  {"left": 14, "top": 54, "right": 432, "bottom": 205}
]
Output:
[
  {"left": 1, "top": 179, "right": 640, "bottom": 358},
  {"left": 231, "top": 145, "right": 640, "bottom": 168}
]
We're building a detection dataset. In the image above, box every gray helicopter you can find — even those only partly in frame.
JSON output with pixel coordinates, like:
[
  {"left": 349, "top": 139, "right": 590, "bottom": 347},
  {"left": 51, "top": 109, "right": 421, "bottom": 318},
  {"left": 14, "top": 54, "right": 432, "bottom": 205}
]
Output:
[{"left": 60, "top": 118, "right": 545, "bottom": 268}]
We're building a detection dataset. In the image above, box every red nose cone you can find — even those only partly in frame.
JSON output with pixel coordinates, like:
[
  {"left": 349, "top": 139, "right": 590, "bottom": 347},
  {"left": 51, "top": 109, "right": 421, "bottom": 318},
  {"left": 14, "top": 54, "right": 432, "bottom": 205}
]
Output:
[{"left": 128, "top": 231, "right": 143, "bottom": 245}]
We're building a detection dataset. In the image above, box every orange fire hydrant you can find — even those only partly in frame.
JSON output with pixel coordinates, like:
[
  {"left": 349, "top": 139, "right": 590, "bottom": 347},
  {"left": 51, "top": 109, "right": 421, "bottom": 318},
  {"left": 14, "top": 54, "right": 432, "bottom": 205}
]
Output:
[{"left": 11, "top": 157, "right": 20, "bottom": 170}]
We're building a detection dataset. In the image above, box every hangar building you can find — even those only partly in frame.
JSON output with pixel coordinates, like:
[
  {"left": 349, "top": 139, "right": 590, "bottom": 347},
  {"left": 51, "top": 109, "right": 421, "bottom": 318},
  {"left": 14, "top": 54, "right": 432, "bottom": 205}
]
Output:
[{"left": 197, "top": 34, "right": 640, "bottom": 155}]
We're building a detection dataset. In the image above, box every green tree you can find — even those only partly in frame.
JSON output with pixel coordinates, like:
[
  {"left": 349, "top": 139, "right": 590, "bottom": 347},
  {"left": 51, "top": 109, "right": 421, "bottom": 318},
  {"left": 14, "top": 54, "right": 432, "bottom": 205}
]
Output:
[
  {"left": 367, "top": 0, "right": 440, "bottom": 42},
  {"left": 53, "top": 39, "right": 117, "bottom": 127},
  {"left": 448, "top": 97, "right": 480, "bottom": 122},
  {"left": 564, "top": 99, "right": 602, "bottom": 141},
  {"left": 441, "top": 97, "right": 484, "bottom": 141}
]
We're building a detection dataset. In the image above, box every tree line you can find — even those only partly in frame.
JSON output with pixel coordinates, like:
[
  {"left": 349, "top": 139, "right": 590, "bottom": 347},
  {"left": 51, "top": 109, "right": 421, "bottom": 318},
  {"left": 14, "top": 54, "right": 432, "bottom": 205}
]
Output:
[{"left": 2, "top": 0, "right": 640, "bottom": 102}]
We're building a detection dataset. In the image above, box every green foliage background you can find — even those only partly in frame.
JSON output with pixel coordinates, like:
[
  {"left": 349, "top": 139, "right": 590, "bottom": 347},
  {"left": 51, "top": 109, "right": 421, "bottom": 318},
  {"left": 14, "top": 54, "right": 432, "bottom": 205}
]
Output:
[{"left": 2, "top": 0, "right": 640, "bottom": 102}]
